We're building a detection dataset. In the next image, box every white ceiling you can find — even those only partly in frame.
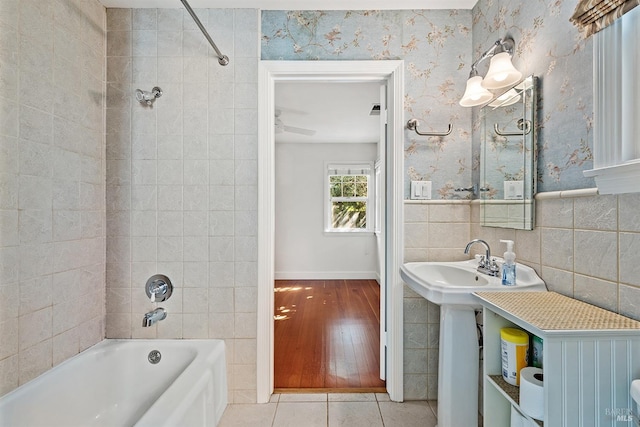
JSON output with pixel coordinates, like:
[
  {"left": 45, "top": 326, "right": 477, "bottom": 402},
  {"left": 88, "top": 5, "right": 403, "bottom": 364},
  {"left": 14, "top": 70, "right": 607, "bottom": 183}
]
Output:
[
  {"left": 275, "top": 82, "right": 381, "bottom": 144},
  {"left": 100, "top": 0, "right": 478, "bottom": 9}
]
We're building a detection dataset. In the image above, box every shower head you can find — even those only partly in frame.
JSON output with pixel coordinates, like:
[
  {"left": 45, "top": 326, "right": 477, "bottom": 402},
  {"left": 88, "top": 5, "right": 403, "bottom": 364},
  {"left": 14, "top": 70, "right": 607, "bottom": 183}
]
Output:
[{"left": 135, "top": 87, "right": 162, "bottom": 106}]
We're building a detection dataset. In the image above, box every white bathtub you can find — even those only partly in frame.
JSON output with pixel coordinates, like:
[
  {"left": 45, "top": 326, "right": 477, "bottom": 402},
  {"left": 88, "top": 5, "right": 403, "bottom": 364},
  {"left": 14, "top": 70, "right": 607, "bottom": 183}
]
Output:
[{"left": 0, "top": 339, "right": 227, "bottom": 427}]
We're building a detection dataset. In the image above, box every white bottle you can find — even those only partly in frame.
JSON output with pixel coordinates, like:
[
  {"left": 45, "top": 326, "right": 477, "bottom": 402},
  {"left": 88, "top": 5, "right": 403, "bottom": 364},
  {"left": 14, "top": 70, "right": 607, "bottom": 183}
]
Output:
[{"left": 500, "top": 239, "right": 516, "bottom": 286}]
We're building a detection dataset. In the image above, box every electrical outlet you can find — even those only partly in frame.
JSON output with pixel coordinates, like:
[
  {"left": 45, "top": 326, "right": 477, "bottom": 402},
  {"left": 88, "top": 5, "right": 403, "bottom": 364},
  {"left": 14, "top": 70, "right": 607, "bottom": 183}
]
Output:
[{"left": 504, "top": 180, "right": 524, "bottom": 200}]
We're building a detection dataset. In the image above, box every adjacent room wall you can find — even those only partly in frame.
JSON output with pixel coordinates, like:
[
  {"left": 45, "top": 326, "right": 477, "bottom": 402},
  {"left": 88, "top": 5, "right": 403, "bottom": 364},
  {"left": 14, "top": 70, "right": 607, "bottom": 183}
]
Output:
[
  {"left": 275, "top": 142, "right": 378, "bottom": 280},
  {"left": 0, "top": 0, "right": 107, "bottom": 397}
]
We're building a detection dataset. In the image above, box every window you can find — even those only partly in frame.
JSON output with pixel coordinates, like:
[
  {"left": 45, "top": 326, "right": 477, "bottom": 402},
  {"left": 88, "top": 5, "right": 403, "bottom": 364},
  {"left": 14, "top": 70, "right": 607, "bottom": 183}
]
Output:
[
  {"left": 325, "top": 163, "right": 373, "bottom": 233},
  {"left": 582, "top": 5, "right": 640, "bottom": 194}
]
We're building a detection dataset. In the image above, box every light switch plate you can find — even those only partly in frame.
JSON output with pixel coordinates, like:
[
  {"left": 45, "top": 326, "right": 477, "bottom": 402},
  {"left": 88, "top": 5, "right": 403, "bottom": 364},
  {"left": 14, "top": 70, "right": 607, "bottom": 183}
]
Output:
[{"left": 410, "top": 181, "right": 432, "bottom": 200}]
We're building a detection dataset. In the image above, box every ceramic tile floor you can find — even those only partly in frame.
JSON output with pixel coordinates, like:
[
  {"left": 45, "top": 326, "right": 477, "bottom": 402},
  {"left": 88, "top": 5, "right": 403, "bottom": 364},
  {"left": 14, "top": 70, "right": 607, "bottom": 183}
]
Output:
[{"left": 218, "top": 393, "right": 439, "bottom": 427}]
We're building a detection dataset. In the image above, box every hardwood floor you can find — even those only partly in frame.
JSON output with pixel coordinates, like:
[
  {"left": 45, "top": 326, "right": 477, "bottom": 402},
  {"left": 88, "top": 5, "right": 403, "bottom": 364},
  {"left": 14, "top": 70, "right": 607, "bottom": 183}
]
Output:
[{"left": 274, "top": 279, "right": 386, "bottom": 391}]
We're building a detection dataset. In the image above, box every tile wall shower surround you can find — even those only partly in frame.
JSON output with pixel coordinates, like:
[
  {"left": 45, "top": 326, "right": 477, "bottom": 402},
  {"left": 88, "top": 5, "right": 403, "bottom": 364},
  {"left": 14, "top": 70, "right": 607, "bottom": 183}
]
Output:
[
  {"left": 105, "top": 8, "right": 259, "bottom": 403},
  {"left": 0, "top": 0, "right": 107, "bottom": 397}
]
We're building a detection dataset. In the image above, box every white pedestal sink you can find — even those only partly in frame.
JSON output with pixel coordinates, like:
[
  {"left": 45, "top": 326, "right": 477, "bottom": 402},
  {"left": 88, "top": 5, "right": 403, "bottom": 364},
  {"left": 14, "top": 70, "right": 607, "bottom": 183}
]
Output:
[{"left": 400, "top": 259, "right": 546, "bottom": 427}]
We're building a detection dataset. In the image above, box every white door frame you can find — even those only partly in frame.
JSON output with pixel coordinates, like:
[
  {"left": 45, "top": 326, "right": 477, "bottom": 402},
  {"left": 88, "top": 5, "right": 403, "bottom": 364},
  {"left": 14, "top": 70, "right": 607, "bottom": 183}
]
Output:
[{"left": 256, "top": 60, "right": 405, "bottom": 403}]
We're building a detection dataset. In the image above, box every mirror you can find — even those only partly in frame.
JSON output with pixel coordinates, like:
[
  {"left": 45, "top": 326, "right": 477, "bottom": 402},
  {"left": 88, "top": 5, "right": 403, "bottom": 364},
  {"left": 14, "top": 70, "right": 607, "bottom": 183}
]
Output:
[{"left": 479, "top": 75, "right": 537, "bottom": 230}]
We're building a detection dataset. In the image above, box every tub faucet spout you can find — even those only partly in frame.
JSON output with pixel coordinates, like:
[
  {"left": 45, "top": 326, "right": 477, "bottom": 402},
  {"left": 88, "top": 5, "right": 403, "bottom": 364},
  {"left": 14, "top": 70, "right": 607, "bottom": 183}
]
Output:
[{"left": 142, "top": 307, "right": 167, "bottom": 327}]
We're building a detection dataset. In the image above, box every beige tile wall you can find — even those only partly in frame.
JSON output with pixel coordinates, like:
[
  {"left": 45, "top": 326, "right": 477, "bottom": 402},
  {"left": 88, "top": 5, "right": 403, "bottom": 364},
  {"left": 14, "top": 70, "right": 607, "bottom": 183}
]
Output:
[
  {"left": 403, "top": 192, "right": 640, "bottom": 399},
  {"left": 104, "top": 8, "right": 259, "bottom": 404},
  {"left": 471, "top": 192, "right": 640, "bottom": 319},
  {"left": 0, "top": 0, "right": 107, "bottom": 397},
  {"left": 403, "top": 201, "right": 471, "bottom": 400}
]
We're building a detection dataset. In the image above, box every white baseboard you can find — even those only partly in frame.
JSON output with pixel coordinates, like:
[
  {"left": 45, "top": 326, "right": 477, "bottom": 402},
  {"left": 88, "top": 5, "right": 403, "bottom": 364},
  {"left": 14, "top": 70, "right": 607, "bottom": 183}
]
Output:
[{"left": 274, "top": 271, "right": 378, "bottom": 280}]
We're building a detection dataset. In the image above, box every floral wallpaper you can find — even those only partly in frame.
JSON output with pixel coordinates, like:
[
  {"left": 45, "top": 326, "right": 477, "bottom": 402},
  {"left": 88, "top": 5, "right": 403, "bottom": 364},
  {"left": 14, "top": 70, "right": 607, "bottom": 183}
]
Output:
[
  {"left": 472, "top": 0, "right": 595, "bottom": 192},
  {"left": 262, "top": 10, "right": 474, "bottom": 199},
  {"left": 261, "top": 3, "right": 595, "bottom": 198}
]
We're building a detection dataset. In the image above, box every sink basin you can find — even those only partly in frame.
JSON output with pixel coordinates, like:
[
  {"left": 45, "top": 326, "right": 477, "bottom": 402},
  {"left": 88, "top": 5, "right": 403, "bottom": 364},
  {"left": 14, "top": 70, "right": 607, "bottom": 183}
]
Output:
[
  {"left": 400, "top": 259, "right": 546, "bottom": 306},
  {"left": 408, "top": 263, "right": 489, "bottom": 287}
]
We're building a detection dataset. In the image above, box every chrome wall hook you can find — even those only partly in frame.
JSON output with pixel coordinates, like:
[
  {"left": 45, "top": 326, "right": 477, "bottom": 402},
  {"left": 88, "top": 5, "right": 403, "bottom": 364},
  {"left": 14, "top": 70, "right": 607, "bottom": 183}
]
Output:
[
  {"left": 407, "top": 119, "right": 453, "bottom": 137},
  {"left": 135, "top": 86, "right": 162, "bottom": 106}
]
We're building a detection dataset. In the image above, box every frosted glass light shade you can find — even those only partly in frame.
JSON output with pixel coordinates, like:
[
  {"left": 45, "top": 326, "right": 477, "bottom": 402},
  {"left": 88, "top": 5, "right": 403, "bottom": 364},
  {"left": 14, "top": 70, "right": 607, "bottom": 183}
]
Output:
[
  {"left": 482, "top": 52, "right": 522, "bottom": 89},
  {"left": 488, "top": 88, "right": 521, "bottom": 107},
  {"left": 459, "top": 76, "right": 494, "bottom": 107}
]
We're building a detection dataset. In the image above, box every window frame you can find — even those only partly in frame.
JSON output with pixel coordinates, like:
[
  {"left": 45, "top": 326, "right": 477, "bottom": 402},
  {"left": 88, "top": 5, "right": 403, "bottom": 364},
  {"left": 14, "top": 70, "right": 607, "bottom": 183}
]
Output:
[
  {"left": 583, "top": 5, "right": 640, "bottom": 194},
  {"left": 324, "top": 161, "right": 375, "bottom": 234}
]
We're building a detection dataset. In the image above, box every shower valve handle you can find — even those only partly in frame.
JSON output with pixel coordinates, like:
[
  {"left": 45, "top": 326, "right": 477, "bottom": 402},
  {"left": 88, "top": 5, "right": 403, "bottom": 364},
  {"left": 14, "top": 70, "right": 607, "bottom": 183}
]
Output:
[{"left": 145, "top": 275, "right": 173, "bottom": 303}]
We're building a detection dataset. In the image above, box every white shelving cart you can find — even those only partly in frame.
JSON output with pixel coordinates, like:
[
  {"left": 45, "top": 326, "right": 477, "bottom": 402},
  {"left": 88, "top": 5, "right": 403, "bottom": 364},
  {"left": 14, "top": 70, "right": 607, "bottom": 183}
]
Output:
[{"left": 475, "top": 291, "right": 640, "bottom": 427}]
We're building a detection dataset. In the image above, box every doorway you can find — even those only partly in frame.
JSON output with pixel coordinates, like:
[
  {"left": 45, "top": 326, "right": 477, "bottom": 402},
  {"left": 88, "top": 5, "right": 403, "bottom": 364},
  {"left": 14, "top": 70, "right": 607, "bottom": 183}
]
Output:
[
  {"left": 257, "top": 60, "right": 405, "bottom": 403},
  {"left": 273, "top": 80, "right": 383, "bottom": 390}
]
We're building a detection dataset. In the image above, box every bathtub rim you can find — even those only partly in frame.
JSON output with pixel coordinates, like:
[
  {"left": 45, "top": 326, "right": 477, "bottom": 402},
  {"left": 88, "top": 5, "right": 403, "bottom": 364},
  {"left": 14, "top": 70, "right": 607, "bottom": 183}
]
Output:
[{"left": 0, "top": 339, "right": 228, "bottom": 427}]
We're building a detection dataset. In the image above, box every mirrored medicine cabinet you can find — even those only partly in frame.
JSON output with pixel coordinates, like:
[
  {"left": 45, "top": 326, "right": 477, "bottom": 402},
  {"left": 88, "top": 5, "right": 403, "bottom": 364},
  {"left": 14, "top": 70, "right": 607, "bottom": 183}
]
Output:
[{"left": 479, "top": 75, "right": 537, "bottom": 230}]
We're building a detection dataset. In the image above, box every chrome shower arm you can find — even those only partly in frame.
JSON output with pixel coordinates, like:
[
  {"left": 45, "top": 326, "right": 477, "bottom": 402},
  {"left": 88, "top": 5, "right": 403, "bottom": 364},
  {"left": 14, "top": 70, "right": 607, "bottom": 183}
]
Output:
[{"left": 179, "top": 0, "right": 229, "bottom": 66}]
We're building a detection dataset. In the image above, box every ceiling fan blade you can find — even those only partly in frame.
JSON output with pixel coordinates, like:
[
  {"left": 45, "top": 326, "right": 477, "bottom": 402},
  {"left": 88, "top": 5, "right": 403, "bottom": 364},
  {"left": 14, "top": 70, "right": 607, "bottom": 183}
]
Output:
[
  {"left": 283, "top": 125, "right": 316, "bottom": 136},
  {"left": 275, "top": 106, "right": 309, "bottom": 115}
]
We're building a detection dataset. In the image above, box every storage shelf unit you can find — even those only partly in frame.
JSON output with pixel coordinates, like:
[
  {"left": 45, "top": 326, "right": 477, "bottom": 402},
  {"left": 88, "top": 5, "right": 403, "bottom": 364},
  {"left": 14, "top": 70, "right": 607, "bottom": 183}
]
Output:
[{"left": 476, "top": 291, "right": 640, "bottom": 427}]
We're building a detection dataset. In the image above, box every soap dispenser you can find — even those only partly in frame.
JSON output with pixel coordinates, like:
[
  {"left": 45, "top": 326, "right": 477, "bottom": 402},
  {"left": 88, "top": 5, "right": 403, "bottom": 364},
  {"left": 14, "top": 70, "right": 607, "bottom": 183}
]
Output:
[{"left": 500, "top": 239, "right": 516, "bottom": 286}]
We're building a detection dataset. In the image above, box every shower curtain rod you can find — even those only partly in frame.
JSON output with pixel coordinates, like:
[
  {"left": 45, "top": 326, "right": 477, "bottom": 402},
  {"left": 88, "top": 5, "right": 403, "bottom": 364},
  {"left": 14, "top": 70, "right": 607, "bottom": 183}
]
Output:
[{"left": 179, "top": 0, "right": 229, "bottom": 66}]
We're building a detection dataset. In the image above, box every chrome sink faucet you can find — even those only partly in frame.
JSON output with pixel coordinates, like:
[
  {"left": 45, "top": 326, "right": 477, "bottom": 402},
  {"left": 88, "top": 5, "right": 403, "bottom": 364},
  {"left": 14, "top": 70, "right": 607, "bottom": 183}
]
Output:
[
  {"left": 142, "top": 307, "right": 167, "bottom": 327},
  {"left": 464, "top": 239, "right": 500, "bottom": 277}
]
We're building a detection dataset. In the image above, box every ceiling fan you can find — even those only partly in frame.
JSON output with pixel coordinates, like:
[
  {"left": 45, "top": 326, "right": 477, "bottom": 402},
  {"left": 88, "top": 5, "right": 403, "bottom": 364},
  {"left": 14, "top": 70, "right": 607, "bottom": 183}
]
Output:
[{"left": 274, "top": 109, "right": 316, "bottom": 136}]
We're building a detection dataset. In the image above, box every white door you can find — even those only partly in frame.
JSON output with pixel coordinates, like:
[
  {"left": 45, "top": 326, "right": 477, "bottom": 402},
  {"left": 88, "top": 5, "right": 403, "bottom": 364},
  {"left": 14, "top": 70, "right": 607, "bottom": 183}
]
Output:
[{"left": 376, "top": 83, "right": 387, "bottom": 380}]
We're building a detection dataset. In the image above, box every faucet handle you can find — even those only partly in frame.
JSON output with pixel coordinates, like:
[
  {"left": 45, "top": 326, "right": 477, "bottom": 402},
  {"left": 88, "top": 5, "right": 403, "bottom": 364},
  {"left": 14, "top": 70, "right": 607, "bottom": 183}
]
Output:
[
  {"left": 149, "top": 282, "right": 167, "bottom": 303},
  {"left": 145, "top": 275, "right": 173, "bottom": 303}
]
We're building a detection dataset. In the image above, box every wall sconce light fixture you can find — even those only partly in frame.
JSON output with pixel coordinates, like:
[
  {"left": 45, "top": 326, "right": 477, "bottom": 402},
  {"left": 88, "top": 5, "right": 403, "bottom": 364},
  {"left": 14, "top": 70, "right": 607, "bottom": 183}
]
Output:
[{"left": 459, "top": 37, "right": 522, "bottom": 107}]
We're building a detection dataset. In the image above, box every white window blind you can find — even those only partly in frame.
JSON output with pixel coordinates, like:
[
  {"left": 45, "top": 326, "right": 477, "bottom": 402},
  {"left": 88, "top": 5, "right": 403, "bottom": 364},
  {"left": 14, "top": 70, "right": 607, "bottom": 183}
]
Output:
[{"left": 327, "top": 164, "right": 372, "bottom": 175}]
